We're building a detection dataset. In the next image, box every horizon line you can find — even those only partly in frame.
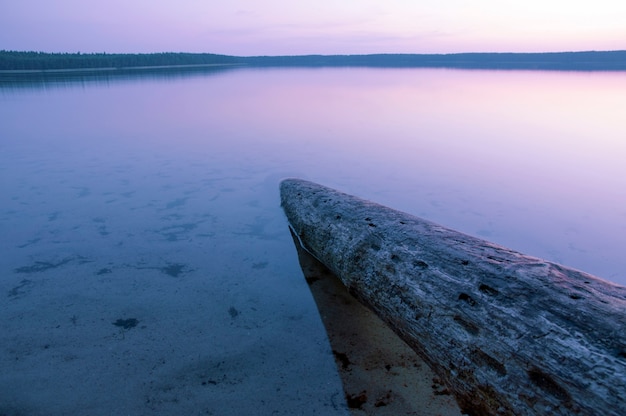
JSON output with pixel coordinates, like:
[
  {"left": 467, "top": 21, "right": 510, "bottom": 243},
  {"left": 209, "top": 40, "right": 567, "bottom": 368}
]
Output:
[{"left": 3, "top": 49, "right": 626, "bottom": 57}]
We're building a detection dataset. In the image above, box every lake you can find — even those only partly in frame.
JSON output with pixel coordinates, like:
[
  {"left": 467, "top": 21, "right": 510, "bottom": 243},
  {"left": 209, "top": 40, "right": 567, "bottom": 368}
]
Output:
[{"left": 1, "top": 66, "right": 625, "bottom": 414}]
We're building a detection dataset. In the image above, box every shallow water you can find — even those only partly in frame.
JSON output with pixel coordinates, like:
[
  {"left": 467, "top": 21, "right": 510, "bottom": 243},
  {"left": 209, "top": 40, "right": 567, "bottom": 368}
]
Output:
[{"left": 1, "top": 66, "right": 625, "bottom": 413}]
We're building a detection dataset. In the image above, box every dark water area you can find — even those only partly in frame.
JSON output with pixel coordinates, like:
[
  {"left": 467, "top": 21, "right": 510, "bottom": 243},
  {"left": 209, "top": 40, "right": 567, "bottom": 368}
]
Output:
[{"left": 1, "top": 66, "right": 625, "bottom": 414}]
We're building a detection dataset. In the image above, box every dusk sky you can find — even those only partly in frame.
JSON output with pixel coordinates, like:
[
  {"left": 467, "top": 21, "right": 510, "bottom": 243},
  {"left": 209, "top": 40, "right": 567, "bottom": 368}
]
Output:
[{"left": 1, "top": 0, "right": 625, "bottom": 55}]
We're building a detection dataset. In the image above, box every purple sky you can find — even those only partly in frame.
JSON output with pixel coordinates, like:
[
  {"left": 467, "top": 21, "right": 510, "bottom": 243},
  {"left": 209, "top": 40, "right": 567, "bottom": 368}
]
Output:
[{"left": 1, "top": 0, "right": 625, "bottom": 55}]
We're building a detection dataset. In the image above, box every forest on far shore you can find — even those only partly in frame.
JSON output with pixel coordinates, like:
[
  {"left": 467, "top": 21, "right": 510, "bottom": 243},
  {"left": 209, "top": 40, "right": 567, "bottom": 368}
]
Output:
[
  {"left": 2, "top": 50, "right": 626, "bottom": 71},
  {"left": 0, "top": 51, "right": 240, "bottom": 71}
]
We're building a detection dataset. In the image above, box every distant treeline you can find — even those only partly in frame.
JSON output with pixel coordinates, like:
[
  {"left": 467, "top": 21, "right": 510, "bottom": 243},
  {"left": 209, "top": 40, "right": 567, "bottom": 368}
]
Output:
[
  {"left": 242, "top": 51, "right": 626, "bottom": 70},
  {"left": 2, "top": 50, "right": 626, "bottom": 71},
  {"left": 0, "top": 51, "right": 240, "bottom": 71}
]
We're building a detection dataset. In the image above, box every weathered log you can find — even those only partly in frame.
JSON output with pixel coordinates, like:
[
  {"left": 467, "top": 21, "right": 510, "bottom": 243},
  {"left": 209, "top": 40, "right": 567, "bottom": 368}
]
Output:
[{"left": 280, "top": 178, "right": 626, "bottom": 416}]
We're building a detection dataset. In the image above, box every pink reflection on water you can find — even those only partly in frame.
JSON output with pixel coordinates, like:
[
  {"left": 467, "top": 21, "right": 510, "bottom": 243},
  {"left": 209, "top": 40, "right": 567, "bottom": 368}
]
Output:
[{"left": 201, "top": 67, "right": 626, "bottom": 282}]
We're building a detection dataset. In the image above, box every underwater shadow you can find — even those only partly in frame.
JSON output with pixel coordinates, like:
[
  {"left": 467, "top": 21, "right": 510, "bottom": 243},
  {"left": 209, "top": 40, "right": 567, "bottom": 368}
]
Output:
[{"left": 288, "top": 228, "right": 462, "bottom": 415}]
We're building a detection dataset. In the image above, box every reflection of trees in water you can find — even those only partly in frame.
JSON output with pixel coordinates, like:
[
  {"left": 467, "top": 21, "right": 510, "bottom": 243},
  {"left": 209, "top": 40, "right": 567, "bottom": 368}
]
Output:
[{"left": 0, "top": 65, "right": 242, "bottom": 91}]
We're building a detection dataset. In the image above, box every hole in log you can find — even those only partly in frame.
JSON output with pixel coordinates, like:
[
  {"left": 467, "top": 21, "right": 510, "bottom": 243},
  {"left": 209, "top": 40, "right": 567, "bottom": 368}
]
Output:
[
  {"left": 458, "top": 293, "right": 477, "bottom": 306},
  {"left": 454, "top": 315, "right": 480, "bottom": 335},
  {"left": 472, "top": 349, "right": 507, "bottom": 376},
  {"left": 461, "top": 260, "right": 470, "bottom": 266},
  {"left": 478, "top": 284, "right": 499, "bottom": 296},
  {"left": 368, "top": 223, "right": 376, "bottom": 227},
  {"left": 527, "top": 368, "right": 571, "bottom": 401},
  {"left": 335, "top": 215, "right": 341, "bottom": 219},
  {"left": 399, "top": 221, "right": 406, "bottom": 225},
  {"left": 617, "top": 350, "right": 626, "bottom": 360},
  {"left": 390, "top": 254, "right": 400, "bottom": 262},
  {"left": 364, "top": 217, "right": 372, "bottom": 221},
  {"left": 486, "top": 255, "right": 504, "bottom": 263},
  {"left": 569, "top": 294, "right": 583, "bottom": 300},
  {"left": 413, "top": 260, "right": 428, "bottom": 269}
]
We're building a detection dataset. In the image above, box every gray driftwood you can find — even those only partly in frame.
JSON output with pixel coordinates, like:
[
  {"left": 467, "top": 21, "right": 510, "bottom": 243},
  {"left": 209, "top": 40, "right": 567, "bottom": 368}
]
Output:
[{"left": 280, "top": 178, "right": 626, "bottom": 416}]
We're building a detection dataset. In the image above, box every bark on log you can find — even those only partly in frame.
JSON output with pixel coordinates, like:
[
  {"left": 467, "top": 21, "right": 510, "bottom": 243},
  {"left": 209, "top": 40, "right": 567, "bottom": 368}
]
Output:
[{"left": 280, "top": 178, "right": 626, "bottom": 416}]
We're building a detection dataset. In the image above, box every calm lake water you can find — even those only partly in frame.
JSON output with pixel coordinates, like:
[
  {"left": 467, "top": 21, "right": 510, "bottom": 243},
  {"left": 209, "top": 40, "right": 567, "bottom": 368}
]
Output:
[{"left": 1, "top": 66, "right": 625, "bottom": 414}]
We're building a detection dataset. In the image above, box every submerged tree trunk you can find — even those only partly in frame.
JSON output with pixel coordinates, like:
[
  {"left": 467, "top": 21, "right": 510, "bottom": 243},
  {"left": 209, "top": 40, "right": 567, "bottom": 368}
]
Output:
[{"left": 280, "top": 178, "right": 626, "bottom": 416}]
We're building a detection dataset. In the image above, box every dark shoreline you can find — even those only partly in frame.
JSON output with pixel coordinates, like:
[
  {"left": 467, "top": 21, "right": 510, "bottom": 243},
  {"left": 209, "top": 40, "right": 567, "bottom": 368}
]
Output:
[{"left": 2, "top": 50, "right": 626, "bottom": 72}]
